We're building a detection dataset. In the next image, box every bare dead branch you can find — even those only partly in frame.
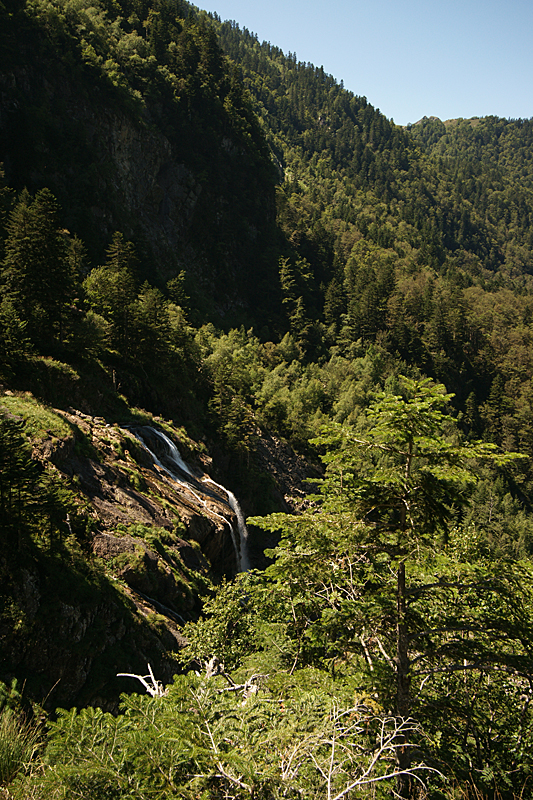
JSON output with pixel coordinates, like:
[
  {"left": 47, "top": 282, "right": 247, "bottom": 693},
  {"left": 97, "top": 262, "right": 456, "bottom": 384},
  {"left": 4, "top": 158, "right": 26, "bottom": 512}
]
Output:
[{"left": 117, "top": 663, "right": 167, "bottom": 697}]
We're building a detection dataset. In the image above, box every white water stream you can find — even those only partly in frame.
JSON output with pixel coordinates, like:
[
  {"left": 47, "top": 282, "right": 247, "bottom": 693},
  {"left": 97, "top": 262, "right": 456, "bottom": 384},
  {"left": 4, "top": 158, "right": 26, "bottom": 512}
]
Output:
[
  {"left": 131, "top": 427, "right": 250, "bottom": 572},
  {"left": 204, "top": 478, "right": 251, "bottom": 571}
]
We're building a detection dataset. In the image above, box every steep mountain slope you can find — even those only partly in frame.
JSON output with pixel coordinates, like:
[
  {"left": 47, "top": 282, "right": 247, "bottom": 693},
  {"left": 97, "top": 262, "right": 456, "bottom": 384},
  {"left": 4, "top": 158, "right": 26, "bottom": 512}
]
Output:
[
  {"left": 409, "top": 115, "right": 533, "bottom": 270},
  {"left": 0, "top": 0, "right": 278, "bottom": 321},
  {"left": 198, "top": 16, "right": 533, "bottom": 419},
  {"left": 2, "top": 3, "right": 533, "bottom": 797},
  {"left": 0, "top": 396, "right": 228, "bottom": 709},
  {"left": 2, "top": 0, "right": 533, "bottom": 755},
  {"left": 210, "top": 16, "right": 533, "bottom": 285}
]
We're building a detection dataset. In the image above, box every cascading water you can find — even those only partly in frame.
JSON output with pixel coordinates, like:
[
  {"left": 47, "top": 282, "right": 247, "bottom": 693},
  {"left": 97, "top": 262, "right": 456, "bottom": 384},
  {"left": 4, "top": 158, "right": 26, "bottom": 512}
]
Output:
[
  {"left": 204, "top": 478, "right": 251, "bottom": 572},
  {"left": 146, "top": 428, "right": 194, "bottom": 479},
  {"left": 131, "top": 427, "right": 250, "bottom": 572}
]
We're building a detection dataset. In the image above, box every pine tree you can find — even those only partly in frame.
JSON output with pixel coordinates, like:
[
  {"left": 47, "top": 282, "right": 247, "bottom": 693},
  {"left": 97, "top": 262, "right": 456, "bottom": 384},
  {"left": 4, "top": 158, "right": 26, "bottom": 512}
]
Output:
[
  {"left": 1, "top": 189, "right": 73, "bottom": 349},
  {"left": 83, "top": 232, "right": 137, "bottom": 355}
]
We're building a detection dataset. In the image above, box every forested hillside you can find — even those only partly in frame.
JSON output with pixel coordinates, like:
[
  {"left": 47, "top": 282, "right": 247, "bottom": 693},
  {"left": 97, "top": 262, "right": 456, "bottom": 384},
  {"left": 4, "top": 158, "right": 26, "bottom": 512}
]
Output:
[{"left": 1, "top": 0, "right": 533, "bottom": 797}]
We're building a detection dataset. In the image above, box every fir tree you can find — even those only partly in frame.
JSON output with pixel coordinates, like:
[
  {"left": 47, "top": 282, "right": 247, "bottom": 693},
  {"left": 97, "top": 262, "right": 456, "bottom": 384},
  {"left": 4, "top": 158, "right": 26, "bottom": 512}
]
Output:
[{"left": 1, "top": 189, "right": 74, "bottom": 349}]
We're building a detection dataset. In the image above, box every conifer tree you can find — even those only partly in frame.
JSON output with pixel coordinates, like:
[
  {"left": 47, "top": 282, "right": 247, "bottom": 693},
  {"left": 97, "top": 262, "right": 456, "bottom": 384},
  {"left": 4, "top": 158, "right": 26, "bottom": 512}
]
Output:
[
  {"left": 0, "top": 415, "right": 39, "bottom": 552},
  {"left": 251, "top": 377, "right": 531, "bottom": 797},
  {"left": 0, "top": 165, "right": 13, "bottom": 263},
  {"left": 83, "top": 232, "right": 137, "bottom": 355},
  {"left": 1, "top": 189, "right": 74, "bottom": 349}
]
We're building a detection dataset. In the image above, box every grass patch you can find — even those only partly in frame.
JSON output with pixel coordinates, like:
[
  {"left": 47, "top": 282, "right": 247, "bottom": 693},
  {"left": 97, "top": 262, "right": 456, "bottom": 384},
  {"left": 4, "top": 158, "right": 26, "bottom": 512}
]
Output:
[
  {"left": 0, "top": 708, "right": 41, "bottom": 787},
  {"left": 0, "top": 393, "right": 71, "bottom": 440},
  {"left": 119, "top": 465, "right": 147, "bottom": 492}
]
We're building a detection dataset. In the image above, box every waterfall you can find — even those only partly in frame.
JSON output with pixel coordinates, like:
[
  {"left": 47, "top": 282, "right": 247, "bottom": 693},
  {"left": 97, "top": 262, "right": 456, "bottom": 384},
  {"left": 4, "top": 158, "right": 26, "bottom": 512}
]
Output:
[
  {"left": 131, "top": 427, "right": 250, "bottom": 572},
  {"left": 145, "top": 428, "right": 194, "bottom": 479},
  {"left": 204, "top": 478, "right": 251, "bottom": 572}
]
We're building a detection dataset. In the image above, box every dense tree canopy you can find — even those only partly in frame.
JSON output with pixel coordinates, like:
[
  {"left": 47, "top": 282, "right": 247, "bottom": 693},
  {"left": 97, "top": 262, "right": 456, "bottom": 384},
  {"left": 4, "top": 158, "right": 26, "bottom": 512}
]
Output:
[{"left": 1, "top": 1, "right": 533, "bottom": 798}]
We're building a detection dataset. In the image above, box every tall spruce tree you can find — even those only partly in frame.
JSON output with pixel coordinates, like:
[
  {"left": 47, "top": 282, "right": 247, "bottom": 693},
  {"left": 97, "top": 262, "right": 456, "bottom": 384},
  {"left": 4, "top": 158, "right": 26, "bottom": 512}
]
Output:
[
  {"left": 0, "top": 415, "right": 39, "bottom": 552},
  {"left": 1, "top": 189, "right": 74, "bottom": 349},
  {"left": 83, "top": 232, "right": 138, "bottom": 355}
]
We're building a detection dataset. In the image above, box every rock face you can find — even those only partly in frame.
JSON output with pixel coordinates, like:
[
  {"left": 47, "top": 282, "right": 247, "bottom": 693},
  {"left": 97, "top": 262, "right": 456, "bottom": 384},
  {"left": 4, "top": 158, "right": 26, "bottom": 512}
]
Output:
[
  {"left": 0, "top": 406, "right": 248, "bottom": 710},
  {"left": 50, "top": 409, "right": 243, "bottom": 577},
  {"left": 0, "top": 560, "right": 185, "bottom": 712},
  {"left": 0, "top": 34, "right": 277, "bottom": 316},
  {"left": 255, "top": 430, "right": 322, "bottom": 513},
  {"left": 0, "top": 61, "right": 197, "bottom": 264},
  {"left": 0, "top": 394, "right": 320, "bottom": 710}
]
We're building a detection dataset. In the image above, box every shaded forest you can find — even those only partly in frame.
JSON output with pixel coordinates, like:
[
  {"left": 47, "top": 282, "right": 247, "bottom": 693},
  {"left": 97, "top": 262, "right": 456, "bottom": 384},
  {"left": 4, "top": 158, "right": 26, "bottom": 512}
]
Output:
[{"left": 1, "top": 0, "right": 533, "bottom": 797}]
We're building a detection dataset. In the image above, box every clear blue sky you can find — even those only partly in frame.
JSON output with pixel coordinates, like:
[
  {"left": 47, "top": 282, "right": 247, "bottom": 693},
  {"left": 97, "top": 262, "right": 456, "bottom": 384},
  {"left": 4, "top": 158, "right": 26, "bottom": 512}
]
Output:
[{"left": 196, "top": 0, "right": 533, "bottom": 125}]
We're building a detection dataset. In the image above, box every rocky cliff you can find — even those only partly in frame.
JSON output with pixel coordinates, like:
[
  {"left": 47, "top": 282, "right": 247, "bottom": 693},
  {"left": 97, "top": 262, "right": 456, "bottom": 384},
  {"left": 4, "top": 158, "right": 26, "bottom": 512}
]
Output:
[
  {"left": 0, "top": 2, "right": 279, "bottom": 319},
  {"left": 0, "top": 391, "right": 316, "bottom": 711},
  {"left": 0, "top": 396, "right": 239, "bottom": 710}
]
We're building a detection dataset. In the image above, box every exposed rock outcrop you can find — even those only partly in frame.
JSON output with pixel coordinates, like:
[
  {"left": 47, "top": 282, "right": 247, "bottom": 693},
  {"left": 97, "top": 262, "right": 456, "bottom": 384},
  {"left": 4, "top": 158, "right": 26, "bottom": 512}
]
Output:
[
  {"left": 0, "top": 393, "right": 319, "bottom": 710},
  {"left": 0, "top": 43, "right": 277, "bottom": 316},
  {"left": 0, "top": 405, "right": 244, "bottom": 709}
]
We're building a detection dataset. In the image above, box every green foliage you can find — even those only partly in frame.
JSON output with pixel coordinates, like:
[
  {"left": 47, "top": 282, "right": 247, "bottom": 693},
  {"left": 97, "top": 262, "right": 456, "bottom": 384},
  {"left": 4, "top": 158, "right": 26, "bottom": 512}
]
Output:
[
  {"left": 313, "top": 377, "right": 513, "bottom": 537},
  {"left": 0, "top": 397, "right": 95, "bottom": 559},
  {"left": 0, "top": 298, "right": 33, "bottom": 374},
  {"left": 1, "top": 188, "right": 76, "bottom": 350},
  {"left": 180, "top": 573, "right": 266, "bottom": 671},
  {"left": 2, "top": 5, "right": 533, "bottom": 798},
  {"left": 0, "top": 708, "right": 41, "bottom": 787},
  {"left": 83, "top": 233, "right": 138, "bottom": 354},
  {"left": 22, "top": 669, "right": 435, "bottom": 799},
  {"left": 0, "top": 413, "right": 43, "bottom": 552},
  {"left": 242, "top": 378, "right": 533, "bottom": 795}
]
